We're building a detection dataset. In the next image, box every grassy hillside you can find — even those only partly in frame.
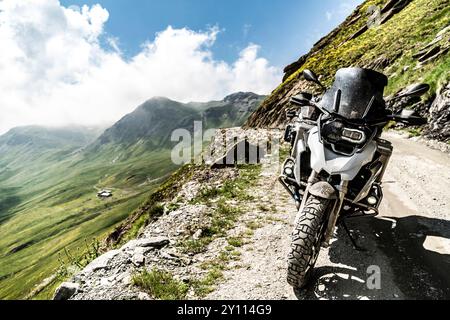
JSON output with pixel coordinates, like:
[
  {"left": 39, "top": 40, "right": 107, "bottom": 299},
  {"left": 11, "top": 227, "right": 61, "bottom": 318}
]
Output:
[{"left": 246, "top": 0, "right": 449, "bottom": 130}]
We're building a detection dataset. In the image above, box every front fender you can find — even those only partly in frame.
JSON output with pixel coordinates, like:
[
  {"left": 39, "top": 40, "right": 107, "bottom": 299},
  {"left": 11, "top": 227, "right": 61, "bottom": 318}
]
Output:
[{"left": 309, "top": 181, "right": 338, "bottom": 200}]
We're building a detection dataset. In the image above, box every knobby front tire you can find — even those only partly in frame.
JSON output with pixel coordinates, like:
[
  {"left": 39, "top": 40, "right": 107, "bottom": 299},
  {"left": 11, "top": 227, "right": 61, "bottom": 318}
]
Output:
[{"left": 287, "top": 195, "right": 329, "bottom": 289}]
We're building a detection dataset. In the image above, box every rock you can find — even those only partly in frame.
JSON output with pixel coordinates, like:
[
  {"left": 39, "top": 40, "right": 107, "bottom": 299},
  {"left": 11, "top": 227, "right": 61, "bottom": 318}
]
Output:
[
  {"left": 160, "top": 251, "right": 179, "bottom": 261},
  {"left": 100, "top": 275, "right": 116, "bottom": 287},
  {"left": 84, "top": 250, "right": 121, "bottom": 273},
  {"left": 138, "top": 237, "right": 170, "bottom": 248},
  {"left": 138, "top": 292, "right": 151, "bottom": 300},
  {"left": 122, "top": 237, "right": 170, "bottom": 251},
  {"left": 53, "top": 282, "right": 80, "bottom": 300},
  {"left": 426, "top": 82, "right": 450, "bottom": 142},
  {"left": 193, "top": 229, "right": 203, "bottom": 240},
  {"left": 116, "top": 272, "right": 132, "bottom": 285},
  {"left": 131, "top": 253, "right": 145, "bottom": 267}
]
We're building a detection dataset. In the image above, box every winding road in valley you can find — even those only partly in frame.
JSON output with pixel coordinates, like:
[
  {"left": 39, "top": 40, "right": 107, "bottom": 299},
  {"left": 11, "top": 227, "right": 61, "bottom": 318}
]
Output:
[{"left": 208, "top": 132, "right": 450, "bottom": 300}]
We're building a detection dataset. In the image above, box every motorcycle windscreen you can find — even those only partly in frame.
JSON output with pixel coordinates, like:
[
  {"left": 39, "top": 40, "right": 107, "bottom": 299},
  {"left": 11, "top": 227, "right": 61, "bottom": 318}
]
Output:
[{"left": 319, "top": 68, "right": 388, "bottom": 120}]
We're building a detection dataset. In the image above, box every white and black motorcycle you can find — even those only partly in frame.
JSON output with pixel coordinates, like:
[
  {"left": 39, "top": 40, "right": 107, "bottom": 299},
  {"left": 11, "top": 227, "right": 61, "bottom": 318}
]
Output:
[{"left": 280, "top": 67, "right": 429, "bottom": 289}]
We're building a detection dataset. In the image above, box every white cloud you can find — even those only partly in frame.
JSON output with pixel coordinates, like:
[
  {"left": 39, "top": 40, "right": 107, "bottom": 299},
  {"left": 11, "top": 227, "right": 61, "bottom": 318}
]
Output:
[
  {"left": 0, "top": 0, "right": 281, "bottom": 134},
  {"left": 325, "top": 0, "right": 363, "bottom": 23}
]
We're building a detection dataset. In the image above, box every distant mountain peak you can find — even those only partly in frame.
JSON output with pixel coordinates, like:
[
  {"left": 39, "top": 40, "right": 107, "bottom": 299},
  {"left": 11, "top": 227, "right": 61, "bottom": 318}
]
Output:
[
  {"left": 91, "top": 93, "right": 266, "bottom": 150},
  {"left": 224, "top": 92, "right": 262, "bottom": 103}
]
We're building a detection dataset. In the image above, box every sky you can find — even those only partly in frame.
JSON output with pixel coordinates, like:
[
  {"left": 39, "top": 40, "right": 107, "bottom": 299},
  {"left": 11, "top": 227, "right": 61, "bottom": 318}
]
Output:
[{"left": 0, "top": 0, "right": 363, "bottom": 134}]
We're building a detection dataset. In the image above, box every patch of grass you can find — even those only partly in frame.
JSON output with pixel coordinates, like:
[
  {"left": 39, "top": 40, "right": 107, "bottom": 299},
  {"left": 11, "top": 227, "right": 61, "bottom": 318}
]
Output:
[
  {"left": 244, "top": 229, "right": 255, "bottom": 237},
  {"left": 266, "top": 216, "right": 285, "bottom": 223},
  {"left": 191, "top": 267, "right": 224, "bottom": 297},
  {"left": 227, "top": 237, "right": 244, "bottom": 248},
  {"left": 149, "top": 204, "right": 165, "bottom": 218},
  {"left": 166, "top": 202, "right": 181, "bottom": 213},
  {"left": 179, "top": 238, "right": 213, "bottom": 255},
  {"left": 405, "top": 127, "right": 423, "bottom": 137},
  {"left": 279, "top": 145, "right": 291, "bottom": 160},
  {"left": 230, "top": 250, "right": 241, "bottom": 258},
  {"left": 246, "top": 221, "right": 264, "bottom": 231},
  {"left": 132, "top": 268, "right": 188, "bottom": 300}
]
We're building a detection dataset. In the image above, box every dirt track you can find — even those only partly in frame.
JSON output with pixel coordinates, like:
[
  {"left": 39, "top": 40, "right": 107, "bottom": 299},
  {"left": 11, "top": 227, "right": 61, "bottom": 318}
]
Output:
[{"left": 208, "top": 132, "right": 450, "bottom": 300}]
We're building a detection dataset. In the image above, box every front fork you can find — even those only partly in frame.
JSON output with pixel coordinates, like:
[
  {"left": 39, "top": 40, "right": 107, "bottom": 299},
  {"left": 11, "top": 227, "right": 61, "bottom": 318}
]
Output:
[
  {"left": 295, "top": 170, "right": 349, "bottom": 247},
  {"left": 323, "top": 181, "right": 348, "bottom": 247}
]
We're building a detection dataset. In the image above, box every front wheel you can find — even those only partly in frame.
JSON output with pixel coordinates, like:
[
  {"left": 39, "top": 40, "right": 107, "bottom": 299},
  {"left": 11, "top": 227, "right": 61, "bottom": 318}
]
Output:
[{"left": 287, "top": 195, "right": 329, "bottom": 289}]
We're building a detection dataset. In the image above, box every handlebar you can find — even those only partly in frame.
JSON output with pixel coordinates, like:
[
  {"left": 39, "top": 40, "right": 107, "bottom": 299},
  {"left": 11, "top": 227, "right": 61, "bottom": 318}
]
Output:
[{"left": 289, "top": 98, "right": 427, "bottom": 127}]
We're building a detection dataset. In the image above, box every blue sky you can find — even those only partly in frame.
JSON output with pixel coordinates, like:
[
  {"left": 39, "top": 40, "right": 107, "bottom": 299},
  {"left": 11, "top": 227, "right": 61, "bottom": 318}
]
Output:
[
  {"left": 60, "top": 0, "right": 363, "bottom": 67},
  {"left": 0, "top": 0, "right": 363, "bottom": 132}
]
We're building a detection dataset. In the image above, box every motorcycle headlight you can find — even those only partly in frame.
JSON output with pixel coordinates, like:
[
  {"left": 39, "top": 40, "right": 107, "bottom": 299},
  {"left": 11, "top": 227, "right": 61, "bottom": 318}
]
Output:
[
  {"left": 341, "top": 128, "right": 366, "bottom": 144},
  {"left": 322, "top": 120, "right": 366, "bottom": 145}
]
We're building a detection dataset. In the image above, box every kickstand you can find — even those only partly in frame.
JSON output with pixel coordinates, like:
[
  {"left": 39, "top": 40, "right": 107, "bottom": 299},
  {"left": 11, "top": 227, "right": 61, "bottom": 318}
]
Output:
[{"left": 341, "top": 220, "right": 366, "bottom": 252}]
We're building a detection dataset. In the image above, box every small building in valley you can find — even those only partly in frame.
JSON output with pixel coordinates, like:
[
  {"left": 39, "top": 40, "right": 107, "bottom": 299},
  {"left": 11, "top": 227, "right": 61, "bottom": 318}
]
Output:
[{"left": 97, "top": 190, "right": 113, "bottom": 199}]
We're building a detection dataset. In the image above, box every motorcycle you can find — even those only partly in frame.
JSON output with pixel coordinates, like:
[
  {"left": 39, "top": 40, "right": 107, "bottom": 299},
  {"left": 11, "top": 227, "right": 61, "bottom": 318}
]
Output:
[{"left": 279, "top": 67, "right": 429, "bottom": 289}]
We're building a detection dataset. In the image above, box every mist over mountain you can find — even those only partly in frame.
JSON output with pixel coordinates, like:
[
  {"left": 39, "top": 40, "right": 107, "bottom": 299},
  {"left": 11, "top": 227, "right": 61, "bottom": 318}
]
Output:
[{"left": 0, "top": 126, "right": 102, "bottom": 151}]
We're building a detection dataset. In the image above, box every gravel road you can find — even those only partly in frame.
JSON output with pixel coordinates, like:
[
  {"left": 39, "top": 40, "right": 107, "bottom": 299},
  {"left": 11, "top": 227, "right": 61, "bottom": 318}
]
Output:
[{"left": 208, "top": 132, "right": 450, "bottom": 300}]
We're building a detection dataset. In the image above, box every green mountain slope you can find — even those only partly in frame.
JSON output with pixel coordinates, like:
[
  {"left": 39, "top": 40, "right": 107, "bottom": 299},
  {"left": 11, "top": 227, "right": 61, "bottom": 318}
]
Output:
[
  {"left": 246, "top": 0, "right": 449, "bottom": 141},
  {"left": 0, "top": 92, "right": 263, "bottom": 299}
]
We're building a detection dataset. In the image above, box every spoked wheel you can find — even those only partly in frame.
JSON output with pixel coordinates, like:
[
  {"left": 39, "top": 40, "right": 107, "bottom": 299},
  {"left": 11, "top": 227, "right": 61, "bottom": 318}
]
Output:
[{"left": 287, "top": 195, "right": 330, "bottom": 289}]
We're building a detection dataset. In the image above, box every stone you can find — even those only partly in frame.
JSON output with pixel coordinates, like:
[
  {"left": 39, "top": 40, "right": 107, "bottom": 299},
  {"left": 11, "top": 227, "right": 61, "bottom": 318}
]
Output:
[
  {"left": 122, "top": 236, "right": 170, "bottom": 251},
  {"left": 426, "top": 82, "right": 450, "bottom": 141},
  {"left": 84, "top": 250, "right": 121, "bottom": 273},
  {"left": 193, "top": 229, "right": 203, "bottom": 240},
  {"left": 138, "top": 292, "right": 151, "bottom": 300},
  {"left": 131, "top": 253, "right": 145, "bottom": 267},
  {"left": 53, "top": 282, "right": 80, "bottom": 300},
  {"left": 138, "top": 237, "right": 170, "bottom": 248}
]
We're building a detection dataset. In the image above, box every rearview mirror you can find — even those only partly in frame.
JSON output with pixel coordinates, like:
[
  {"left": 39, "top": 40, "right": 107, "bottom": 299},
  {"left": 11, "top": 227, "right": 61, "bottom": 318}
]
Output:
[
  {"left": 398, "top": 83, "right": 430, "bottom": 99},
  {"left": 390, "top": 109, "right": 428, "bottom": 126},
  {"left": 303, "top": 70, "right": 325, "bottom": 89}
]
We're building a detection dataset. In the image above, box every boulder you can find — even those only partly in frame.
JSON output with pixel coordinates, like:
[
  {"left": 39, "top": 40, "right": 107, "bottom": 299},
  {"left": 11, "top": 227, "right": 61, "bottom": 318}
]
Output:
[
  {"left": 53, "top": 282, "right": 80, "bottom": 300},
  {"left": 83, "top": 249, "right": 121, "bottom": 273}
]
